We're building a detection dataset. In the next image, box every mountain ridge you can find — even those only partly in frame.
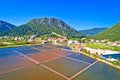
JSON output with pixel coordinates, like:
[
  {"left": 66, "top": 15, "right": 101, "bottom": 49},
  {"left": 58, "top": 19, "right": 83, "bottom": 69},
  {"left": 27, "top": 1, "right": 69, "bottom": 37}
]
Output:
[
  {"left": 92, "top": 23, "right": 120, "bottom": 41},
  {"left": 0, "top": 20, "right": 16, "bottom": 33},
  {"left": 79, "top": 27, "right": 108, "bottom": 36},
  {"left": 1, "top": 18, "right": 83, "bottom": 38}
]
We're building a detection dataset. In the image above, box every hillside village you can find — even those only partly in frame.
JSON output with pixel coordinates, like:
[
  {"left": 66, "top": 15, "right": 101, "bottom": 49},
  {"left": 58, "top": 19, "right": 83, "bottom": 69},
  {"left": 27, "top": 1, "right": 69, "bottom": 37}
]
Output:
[{"left": 88, "top": 39, "right": 120, "bottom": 47}]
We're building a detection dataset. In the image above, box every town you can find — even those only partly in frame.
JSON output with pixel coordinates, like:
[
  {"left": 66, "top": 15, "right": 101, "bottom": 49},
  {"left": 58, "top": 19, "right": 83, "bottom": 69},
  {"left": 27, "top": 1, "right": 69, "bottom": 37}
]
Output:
[{"left": 1, "top": 34, "right": 120, "bottom": 67}]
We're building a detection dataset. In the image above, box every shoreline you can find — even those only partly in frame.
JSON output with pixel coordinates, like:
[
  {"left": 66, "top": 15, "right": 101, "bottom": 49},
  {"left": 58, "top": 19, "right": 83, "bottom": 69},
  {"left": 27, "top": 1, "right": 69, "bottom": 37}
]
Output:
[
  {"left": 97, "top": 58, "right": 120, "bottom": 69},
  {"left": 85, "top": 47, "right": 120, "bottom": 55},
  {"left": 103, "top": 50, "right": 120, "bottom": 55},
  {"left": 1, "top": 44, "right": 120, "bottom": 69},
  {"left": 0, "top": 44, "right": 41, "bottom": 49},
  {"left": 68, "top": 49, "right": 120, "bottom": 70}
]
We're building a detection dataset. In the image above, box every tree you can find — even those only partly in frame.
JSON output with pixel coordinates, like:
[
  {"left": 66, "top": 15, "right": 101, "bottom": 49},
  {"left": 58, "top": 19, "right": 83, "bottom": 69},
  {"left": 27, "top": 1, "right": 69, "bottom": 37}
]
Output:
[
  {"left": 109, "top": 56, "right": 112, "bottom": 59},
  {"left": 96, "top": 52, "right": 98, "bottom": 56},
  {"left": 83, "top": 49, "right": 87, "bottom": 53},
  {"left": 87, "top": 50, "right": 91, "bottom": 55}
]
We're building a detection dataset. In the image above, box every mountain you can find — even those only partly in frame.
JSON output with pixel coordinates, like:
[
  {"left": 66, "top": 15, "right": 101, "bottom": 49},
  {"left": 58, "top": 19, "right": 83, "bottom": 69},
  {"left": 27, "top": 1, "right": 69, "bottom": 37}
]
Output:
[
  {"left": 0, "top": 20, "right": 16, "bottom": 33},
  {"left": 4, "top": 18, "right": 83, "bottom": 38},
  {"left": 93, "top": 23, "right": 120, "bottom": 41},
  {"left": 79, "top": 28, "right": 108, "bottom": 36}
]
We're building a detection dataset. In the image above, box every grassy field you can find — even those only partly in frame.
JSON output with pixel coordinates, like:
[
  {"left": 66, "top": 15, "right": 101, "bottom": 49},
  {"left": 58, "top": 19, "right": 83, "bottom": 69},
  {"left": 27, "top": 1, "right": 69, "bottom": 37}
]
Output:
[
  {"left": 85, "top": 43, "right": 120, "bottom": 51},
  {"left": 0, "top": 43, "right": 41, "bottom": 48}
]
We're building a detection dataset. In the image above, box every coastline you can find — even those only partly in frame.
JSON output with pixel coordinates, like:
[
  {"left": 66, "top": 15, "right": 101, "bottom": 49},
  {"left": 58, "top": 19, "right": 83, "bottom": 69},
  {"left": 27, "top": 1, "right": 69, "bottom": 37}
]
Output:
[
  {"left": 97, "top": 58, "right": 120, "bottom": 69},
  {"left": 68, "top": 48, "right": 120, "bottom": 70},
  {"left": 85, "top": 47, "right": 120, "bottom": 55},
  {"left": 103, "top": 50, "right": 120, "bottom": 55},
  {"left": 1, "top": 44, "right": 120, "bottom": 70}
]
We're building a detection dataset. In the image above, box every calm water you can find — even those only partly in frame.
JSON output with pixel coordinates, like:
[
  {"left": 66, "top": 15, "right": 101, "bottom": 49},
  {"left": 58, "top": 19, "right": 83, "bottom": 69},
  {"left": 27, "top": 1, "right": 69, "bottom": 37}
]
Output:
[
  {"left": 43, "top": 57, "right": 89, "bottom": 77},
  {"left": 57, "top": 46, "right": 72, "bottom": 50},
  {"left": 0, "top": 65, "right": 65, "bottom": 80},
  {"left": 68, "top": 53, "right": 95, "bottom": 64},
  {"left": 0, "top": 46, "right": 120, "bottom": 80},
  {"left": 104, "top": 54, "right": 120, "bottom": 59},
  {"left": 73, "top": 62, "right": 120, "bottom": 80},
  {"left": 0, "top": 48, "right": 20, "bottom": 59}
]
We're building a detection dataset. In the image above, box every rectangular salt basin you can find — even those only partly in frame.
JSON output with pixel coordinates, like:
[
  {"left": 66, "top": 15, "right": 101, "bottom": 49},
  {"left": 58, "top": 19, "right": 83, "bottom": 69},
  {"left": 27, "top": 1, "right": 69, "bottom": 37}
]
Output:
[
  {"left": 0, "top": 51, "right": 20, "bottom": 59},
  {"left": 17, "top": 48, "right": 41, "bottom": 55},
  {"left": 13, "top": 46, "right": 33, "bottom": 50},
  {"left": 0, "top": 56, "right": 35, "bottom": 74},
  {"left": 49, "top": 49, "right": 74, "bottom": 56},
  {"left": 73, "top": 62, "right": 120, "bottom": 80},
  {"left": 35, "top": 46, "right": 55, "bottom": 51},
  {"left": 43, "top": 57, "right": 90, "bottom": 78},
  {"left": 68, "top": 53, "right": 95, "bottom": 64},
  {"left": 28, "top": 52, "right": 61, "bottom": 63},
  {"left": 0, "top": 48, "right": 20, "bottom": 59},
  {"left": 0, "top": 65, "right": 65, "bottom": 80}
]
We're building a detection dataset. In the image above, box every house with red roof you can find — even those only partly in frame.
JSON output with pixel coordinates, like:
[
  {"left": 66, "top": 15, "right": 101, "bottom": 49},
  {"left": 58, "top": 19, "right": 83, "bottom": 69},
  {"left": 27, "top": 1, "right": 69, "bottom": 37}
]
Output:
[{"left": 74, "top": 44, "right": 84, "bottom": 51}]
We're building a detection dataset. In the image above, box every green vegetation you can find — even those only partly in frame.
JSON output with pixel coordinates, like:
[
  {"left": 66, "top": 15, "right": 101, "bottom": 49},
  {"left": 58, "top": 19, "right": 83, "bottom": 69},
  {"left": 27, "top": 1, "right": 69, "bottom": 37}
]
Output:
[
  {"left": 79, "top": 28, "right": 107, "bottom": 36},
  {"left": 85, "top": 43, "right": 120, "bottom": 51},
  {"left": 0, "top": 41, "right": 41, "bottom": 48},
  {"left": 82, "top": 49, "right": 100, "bottom": 59},
  {"left": 1, "top": 18, "right": 83, "bottom": 38},
  {"left": 0, "top": 42, "right": 7, "bottom": 46},
  {"left": 0, "top": 20, "right": 16, "bottom": 34},
  {"left": 0, "top": 41, "right": 28, "bottom": 48},
  {"left": 93, "top": 23, "right": 120, "bottom": 41}
]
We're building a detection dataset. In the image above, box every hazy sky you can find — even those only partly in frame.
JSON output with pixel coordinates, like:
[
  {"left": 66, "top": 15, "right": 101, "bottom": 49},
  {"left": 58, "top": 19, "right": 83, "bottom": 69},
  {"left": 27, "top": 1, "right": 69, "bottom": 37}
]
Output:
[{"left": 0, "top": 0, "right": 120, "bottom": 30}]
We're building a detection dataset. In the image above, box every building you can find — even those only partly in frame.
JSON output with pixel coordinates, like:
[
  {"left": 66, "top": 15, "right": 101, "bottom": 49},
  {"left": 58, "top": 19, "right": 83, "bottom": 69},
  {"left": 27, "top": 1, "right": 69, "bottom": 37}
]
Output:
[{"left": 74, "top": 44, "right": 84, "bottom": 51}]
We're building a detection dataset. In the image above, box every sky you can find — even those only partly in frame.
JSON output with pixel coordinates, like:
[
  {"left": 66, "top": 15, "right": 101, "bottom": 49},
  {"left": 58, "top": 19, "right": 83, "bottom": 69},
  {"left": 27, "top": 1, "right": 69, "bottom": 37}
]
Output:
[{"left": 0, "top": 0, "right": 120, "bottom": 30}]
